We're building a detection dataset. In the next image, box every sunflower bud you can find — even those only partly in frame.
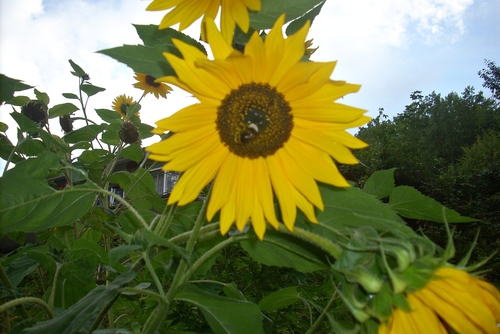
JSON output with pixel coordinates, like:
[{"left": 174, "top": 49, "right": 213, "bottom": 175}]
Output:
[
  {"left": 21, "top": 101, "right": 48, "bottom": 126},
  {"left": 119, "top": 122, "right": 140, "bottom": 144},
  {"left": 59, "top": 114, "right": 73, "bottom": 133},
  {"left": 345, "top": 267, "right": 384, "bottom": 294}
]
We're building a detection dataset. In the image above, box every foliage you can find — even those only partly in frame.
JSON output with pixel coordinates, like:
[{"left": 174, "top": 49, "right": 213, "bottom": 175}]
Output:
[{"left": 0, "top": 1, "right": 496, "bottom": 333}]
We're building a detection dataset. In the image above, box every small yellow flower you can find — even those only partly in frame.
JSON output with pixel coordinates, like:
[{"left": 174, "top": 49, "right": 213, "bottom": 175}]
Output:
[
  {"left": 146, "top": 0, "right": 261, "bottom": 43},
  {"left": 379, "top": 267, "right": 500, "bottom": 334},
  {"left": 112, "top": 94, "right": 136, "bottom": 119},
  {"left": 133, "top": 73, "right": 172, "bottom": 99},
  {"left": 146, "top": 15, "right": 368, "bottom": 240}
]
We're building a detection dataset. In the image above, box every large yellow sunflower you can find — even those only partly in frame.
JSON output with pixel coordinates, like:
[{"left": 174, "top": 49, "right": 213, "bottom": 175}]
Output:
[
  {"left": 133, "top": 73, "right": 172, "bottom": 99},
  {"left": 146, "top": 0, "right": 261, "bottom": 43},
  {"left": 379, "top": 267, "right": 500, "bottom": 334},
  {"left": 146, "top": 15, "right": 369, "bottom": 239}
]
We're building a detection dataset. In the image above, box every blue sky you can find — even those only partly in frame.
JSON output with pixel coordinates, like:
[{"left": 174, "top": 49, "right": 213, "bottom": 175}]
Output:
[{"left": 1, "top": 0, "right": 499, "bottom": 150}]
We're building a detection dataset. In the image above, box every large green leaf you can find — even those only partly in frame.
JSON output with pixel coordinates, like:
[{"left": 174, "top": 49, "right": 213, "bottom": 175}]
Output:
[
  {"left": 0, "top": 152, "right": 96, "bottom": 234},
  {"left": 23, "top": 272, "right": 136, "bottom": 334},
  {"left": 48, "top": 103, "right": 79, "bottom": 118},
  {"left": 388, "top": 186, "right": 478, "bottom": 223},
  {"left": 176, "top": 283, "right": 265, "bottom": 334},
  {"left": 240, "top": 230, "right": 329, "bottom": 273},
  {"left": 3, "top": 253, "right": 39, "bottom": 287},
  {"left": 134, "top": 25, "right": 206, "bottom": 52},
  {"left": 62, "top": 124, "right": 107, "bottom": 143},
  {"left": 250, "top": 0, "right": 325, "bottom": 30},
  {"left": 363, "top": 168, "right": 396, "bottom": 199},
  {"left": 0, "top": 74, "right": 32, "bottom": 104},
  {"left": 313, "top": 184, "right": 416, "bottom": 238}
]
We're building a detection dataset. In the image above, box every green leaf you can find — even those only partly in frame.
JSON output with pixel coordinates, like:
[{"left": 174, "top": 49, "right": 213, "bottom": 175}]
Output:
[
  {"left": 0, "top": 153, "right": 97, "bottom": 234},
  {"left": 137, "top": 122, "right": 155, "bottom": 140},
  {"left": 9, "top": 95, "right": 31, "bottom": 106},
  {"left": 176, "top": 283, "right": 265, "bottom": 334},
  {"left": 363, "top": 168, "right": 396, "bottom": 199},
  {"left": 109, "top": 245, "right": 142, "bottom": 266},
  {"left": 62, "top": 124, "right": 107, "bottom": 143},
  {"left": 109, "top": 168, "right": 166, "bottom": 211},
  {"left": 68, "top": 59, "right": 87, "bottom": 77},
  {"left": 62, "top": 93, "right": 79, "bottom": 100},
  {"left": 48, "top": 103, "right": 79, "bottom": 118},
  {"left": 34, "top": 89, "right": 49, "bottom": 105},
  {"left": 285, "top": 0, "right": 326, "bottom": 36},
  {"left": 258, "top": 286, "right": 301, "bottom": 311},
  {"left": 4, "top": 253, "right": 39, "bottom": 287},
  {"left": 0, "top": 122, "right": 8, "bottom": 132},
  {"left": 23, "top": 272, "right": 136, "bottom": 334},
  {"left": 0, "top": 74, "right": 32, "bottom": 104},
  {"left": 10, "top": 111, "right": 42, "bottom": 134},
  {"left": 81, "top": 84, "right": 105, "bottom": 97},
  {"left": 95, "top": 108, "right": 122, "bottom": 123},
  {"left": 101, "top": 124, "right": 122, "bottom": 146},
  {"left": 0, "top": 134, "right": 24, "bottom": 164},
  {"left": 312, "top": 184, "right": 416, "bottom": 238},
  {"left": 98, "top": 26, "right": 206, "bottom": 79},
  {"left": 240, "top": 230, "right": 329, "bottom": 273},
  {"left": 249, "top": 0, "right": 325, "bottom": 30},
  {"left": 121, "top": 144, "right": 144, "bottom": 163},
  {"left": 134, "top": 24, "right": 206, "bottom": 51},
  {"left": 388, "top": 186, "right": 478, "bottom": 223}
]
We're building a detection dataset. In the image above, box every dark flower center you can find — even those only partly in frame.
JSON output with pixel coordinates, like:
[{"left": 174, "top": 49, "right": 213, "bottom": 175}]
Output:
[
  {"left": 216, "top": 83, "right": 293, "bottom": 159},
  {"left": 146, "top": 75, "right": 161, "bottom": 88}
]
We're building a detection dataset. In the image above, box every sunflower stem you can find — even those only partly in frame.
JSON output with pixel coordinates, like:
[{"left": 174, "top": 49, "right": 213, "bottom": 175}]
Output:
[{"left": 277, "top": 224, "right": 343, "bottom": 259}]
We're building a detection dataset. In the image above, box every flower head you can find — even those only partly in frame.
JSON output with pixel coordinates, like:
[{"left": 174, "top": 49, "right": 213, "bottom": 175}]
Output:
[
  {"left": 379, "top": 267, "right": 500, "bottom": 334},
  {"left": 146, "top": 16, "right": 369, "bottom": 239},
  {"left": 133, "top": 73, "right": 172, "bottom": 99},
  {"left": 146, "top": 0, "right": 261, "bottom": 43},
  {"left": 21, "top": 101, "right": 48, "bottom": 126},
  {"left": 112, "top": 94, "right": 136, "bottom": 119}
]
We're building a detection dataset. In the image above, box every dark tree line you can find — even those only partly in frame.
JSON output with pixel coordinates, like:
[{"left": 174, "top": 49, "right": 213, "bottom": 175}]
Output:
[{"left": 343, "top": 59, "right": 500, "bottom": 284}]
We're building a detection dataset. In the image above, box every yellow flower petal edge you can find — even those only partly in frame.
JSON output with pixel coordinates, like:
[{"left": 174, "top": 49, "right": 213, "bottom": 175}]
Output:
[
  {"left": 146, "top": 0, "right": 261, "bottom": 43},
  {"left": 146, "top": 15, "right": 369, "bottom": 240},
  {"left": 112, "top": 94, "right": 137, "bottom": 119},
  {"left": 379, "top": 267, "right": 500, "bottom": 334}
]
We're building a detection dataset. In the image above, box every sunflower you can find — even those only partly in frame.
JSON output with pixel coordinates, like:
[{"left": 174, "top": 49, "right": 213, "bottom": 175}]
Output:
[
  {"left": 133, "top": 73, "right": 172, "bottom": 99},
  {"left": 146, "top": 0, "right": 261, "bottom": 43},
  {"left": 146, "top": 15, "right": 369, "bottom": 239},
  {"left": 379, "top": 267, "right": 500, "bottom": 334},
  {"left": 112, "top": 94, "right": 136, "bottom": 119}
]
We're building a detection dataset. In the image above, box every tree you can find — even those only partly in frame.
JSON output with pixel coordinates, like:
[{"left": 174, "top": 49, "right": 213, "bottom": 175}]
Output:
[{"left": 478, "top": 59, "right": 500, "bottom": 100}]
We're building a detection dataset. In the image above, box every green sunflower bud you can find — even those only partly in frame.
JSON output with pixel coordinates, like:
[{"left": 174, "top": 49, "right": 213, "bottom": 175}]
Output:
[{"left": 344, "top": 267, "right": 384, "bottom": 294}]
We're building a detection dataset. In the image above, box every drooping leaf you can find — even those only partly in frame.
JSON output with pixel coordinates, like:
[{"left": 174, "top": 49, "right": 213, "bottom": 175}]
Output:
[
  {"left": 95, "top": 108, "right": 122, "bottom": 123},
  {"left": 81, "top": 84, "right": 105, "bottom": 97},
  {"left": 176, "top": 283, "right": 265, "bottom": 334},
  {"left": 34, "top": 89, "right": 49, "bottom": 106},
  {"left": 62, "top": 93, "right": 79, "bottom": 100},
  {"left": 363, "top": 168, "right": 396, "bottom": 199},
  {"left": 68, "top": 59, "right": 87, "bottom": 78},
  {"left": 388, "top": 186, "right": 478, "bottom": 223},
  {"left": 0, "top": 74, "right": 32, "bottom": 104},
  {"left": 0, "top": 152, "right": 97, "bottom": 234},
  {"left": 23, "top": 272, "right": 136, "bottom": 334},
  {"left": 3, "top": 253, "right": 39, "bottom": 287},
  {"left": 48, "top": 103, "right": 79, "bottom": 118},
  {"left": 258, "top": 286, "right": 301, "bottom": 311}
]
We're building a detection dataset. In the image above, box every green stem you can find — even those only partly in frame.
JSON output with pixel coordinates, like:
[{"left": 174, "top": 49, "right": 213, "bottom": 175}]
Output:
[
  {"left": 181, "top": 235, "right": 249, "bottom": 283},
  {"left": 0, "top": 297, "right": 54, "bottom": 319},
  {"left": 89, "top": 295, "right": 119, "bottom": 333},
  {"left": 48, "top": 263, "right": 62, "bottom": 309},
  {"left": 306, "top": 288, "right": 339, "bottom": 334},
  {"left": 155, "top": 202, "right": 178, "bottom": 236},
  {"left": 143, "top": 251, "right": 166, "bottom": 299},
  {"left": 3, "top": 136, "right": 28, "bottom": 174},
  {"left": 277, "top": 224, "right": 343, "bottom": 259},
  {"left": 143, "top": 187, "right": 212, "bottom": 334},
  {"left": 168, "top": 222, "right": 220, "bottom": 245},
  {"left": 118, "top": 288, "right": 163, "bottom": 300},
  {"left": 0, "top": 264, "right": 30, "bottom": 320}
]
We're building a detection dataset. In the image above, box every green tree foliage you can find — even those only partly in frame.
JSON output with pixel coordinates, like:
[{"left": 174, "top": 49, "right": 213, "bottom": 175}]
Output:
[
  {"left": 478, "top": 59, "right": 500, "bottom": 101},
  {"left": 345, "top": 64, "right": 500, "bottom": 284}
]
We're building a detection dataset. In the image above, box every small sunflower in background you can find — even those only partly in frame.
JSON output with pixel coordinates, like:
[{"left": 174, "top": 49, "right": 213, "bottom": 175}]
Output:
[
  {"left": 146, "top": 0, "right": 261, "bottom": 43},
  {"left": 112, "top": 94, "right": 136, "bottom": 119},
  {"left": 146, "top": 15, "right": 369, "bottom": 239},
  {"left": 133, "top": 73, "right": 172, "bottom": 99},
  {"left": 379, "top": 267, "right": 500, "bottom": 334}
]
